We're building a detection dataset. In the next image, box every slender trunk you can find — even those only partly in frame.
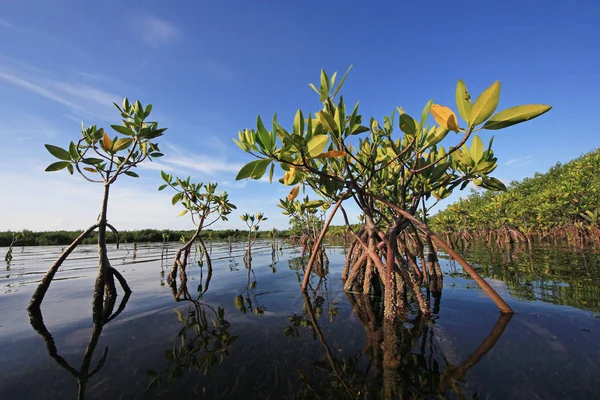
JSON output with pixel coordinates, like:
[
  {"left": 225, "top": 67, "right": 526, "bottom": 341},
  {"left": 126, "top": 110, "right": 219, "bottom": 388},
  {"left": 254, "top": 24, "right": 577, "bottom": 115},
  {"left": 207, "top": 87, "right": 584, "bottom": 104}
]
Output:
[
  {"left": 301, "top": 198, "right": 343, "bottom": 291},
  {"left": 92, "top": 184, "right": 111, "bottom": 323},
  {"left": 29, "top": 224, "right": 99, "bottom": 309}
]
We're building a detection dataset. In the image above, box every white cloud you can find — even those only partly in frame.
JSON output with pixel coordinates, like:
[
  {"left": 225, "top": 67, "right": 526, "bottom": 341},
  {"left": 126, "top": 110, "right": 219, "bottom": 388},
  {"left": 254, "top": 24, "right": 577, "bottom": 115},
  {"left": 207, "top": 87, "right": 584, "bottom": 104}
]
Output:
[
  {"left": 157, "top": 143, "right": 243, "bottom": 176},
  {"left": 0, "top": 19, "right": 24, "bottom": 33},
  {"left": 0, "top": 66, "right": 120, "bottom": 121},
  {"left": 0, "top": 168, "right": 191, "bottom": 231},
  {"left": 504, "top": 155, "right": 534, "bottom": 167},
  {"left": 138, "top": 15, "right": 181, "bottom": 48}
]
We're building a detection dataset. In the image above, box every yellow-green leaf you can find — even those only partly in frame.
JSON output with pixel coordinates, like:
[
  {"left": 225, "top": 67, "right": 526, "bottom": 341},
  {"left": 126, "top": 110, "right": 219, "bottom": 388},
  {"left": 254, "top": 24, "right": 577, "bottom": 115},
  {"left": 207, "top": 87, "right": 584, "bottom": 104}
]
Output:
[
  {"left": 470, "top": 135, "right": 484, "bottom": 163},
  {"left": 455, "top": 79, "right": 471, "bottom": 123},
  {"left": 178, "top": 209, "right": 189, "bottom": 217},
  {"left": 470, "top": 81, "right": 500, "bottom": 127},
  {"left": 112, "top": 138, "right": 133, "bottom": 152},
  {"left": 431, "top": 104, "right": 459, "bottom": 131},
  {"left": 483, "top": 104, "right": 552, "bottom": 130},
  {"left": 307, "top": 135, "right": 329, "bottom": 157}
]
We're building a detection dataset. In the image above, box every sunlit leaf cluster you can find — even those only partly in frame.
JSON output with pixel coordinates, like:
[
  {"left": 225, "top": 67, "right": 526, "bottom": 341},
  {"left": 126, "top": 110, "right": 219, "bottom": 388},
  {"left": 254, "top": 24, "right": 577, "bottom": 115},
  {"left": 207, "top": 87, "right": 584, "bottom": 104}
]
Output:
[
  {"left": 233, "top": 68, "right": 551, "bottom": 222},
  {"left": 431, "top": 149, "right": 600, "bottom": 235},
  {"left": 45, "top": 98, "right": 166, "bottom": 183},
  {"left": 159, "top": 172, "right": 236, "bottom": 227}
]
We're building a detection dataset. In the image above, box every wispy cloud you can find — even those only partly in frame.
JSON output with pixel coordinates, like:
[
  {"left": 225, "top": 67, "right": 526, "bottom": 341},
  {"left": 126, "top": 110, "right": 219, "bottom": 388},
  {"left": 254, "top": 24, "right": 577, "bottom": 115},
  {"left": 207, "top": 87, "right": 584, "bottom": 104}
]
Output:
[
  {"left": 0, "top": 65, "right": 120, "bottom": 120},
  {"left": 149, "top": 143, "right": 243, "bottom": 177},
  {"left": 219, "top": 180, "right": 248, "bottom": 189},
  {"left": 504, "top": 155, "right": 534, "bottom": 167},
  {"left": 138, "top": 15, "right": 181, "bottom": 48},
  {"left": 137, "top": 160, "right": 184, "bottom": 174},
  {"left": 0, "top": 19, "right": 27, "bottom": 34}
]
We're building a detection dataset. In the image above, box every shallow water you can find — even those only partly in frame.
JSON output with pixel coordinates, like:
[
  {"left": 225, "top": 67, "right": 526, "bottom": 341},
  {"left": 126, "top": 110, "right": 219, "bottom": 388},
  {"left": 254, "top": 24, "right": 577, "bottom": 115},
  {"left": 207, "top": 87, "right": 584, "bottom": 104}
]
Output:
[{"left": 1, "top": 241, "right": 599, "bottom": 399}]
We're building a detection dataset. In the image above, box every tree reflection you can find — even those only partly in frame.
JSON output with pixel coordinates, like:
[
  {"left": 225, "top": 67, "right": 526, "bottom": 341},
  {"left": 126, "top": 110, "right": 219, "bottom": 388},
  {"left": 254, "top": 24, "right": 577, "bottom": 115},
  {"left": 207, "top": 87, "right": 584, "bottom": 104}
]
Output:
[
  {"left": 27, "top": 288, "right": 130, "bottom": 400},
  {"left": 290, "top": 288, "right": 512, "bottom": 399},
  {"left": 451, "top": 244, "right": 600, "bottom": 312},
  {"left": 149, "top": 263, "right": 237, "bottom": 390}
]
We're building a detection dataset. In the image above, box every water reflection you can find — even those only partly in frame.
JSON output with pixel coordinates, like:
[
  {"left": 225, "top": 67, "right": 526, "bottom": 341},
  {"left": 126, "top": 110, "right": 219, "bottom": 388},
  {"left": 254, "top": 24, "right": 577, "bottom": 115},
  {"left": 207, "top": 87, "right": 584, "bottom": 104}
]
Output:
[
  {"left": 292, "top": 289, "right": 512, "bottom": 399},
  {"left": 12, "top": 241, "right": 599, "bottom": 399},
  {"left": 455, "top": 244, "right": 600, "bottom": 312},
  {"left": 27, "top": 290, "right": 130, "bottom": 400},
  {"left": 150, "top": 266, "right": 237, "bottom": 391}
]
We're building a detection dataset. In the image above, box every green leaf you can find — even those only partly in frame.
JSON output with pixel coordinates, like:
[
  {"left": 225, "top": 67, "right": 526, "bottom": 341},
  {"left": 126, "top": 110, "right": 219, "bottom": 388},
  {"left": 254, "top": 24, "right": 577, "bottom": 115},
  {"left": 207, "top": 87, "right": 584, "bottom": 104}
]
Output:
[
  {"left": 158, "top": 184, "right": 167, "bottom": 191},
  {"left": 161, "top": 170, "right": 170, "bottom": 182},
  {"left": 143, "top": 128, "right": 167, "bottom": 139},
  {"left": 68, "top": 142, "right": 79, "bottom": 161},
  {"left": 269, "top": 163, "right": 274, "bottom": 184},
  {"left": 124, "top": 170, "right": 139, "bottom": 177},
  {"left": 350, "top": 125, "right": 369, "bottom": 135},
  {"left": 320, "top": 69, "right": 330, "bottom": 95},
  {"left": 455, "top": 79, "right": 471, "bottom": 123},
  {"left": 470, "top": 81, "right": 500, "bottom": 126},
  {"left": 483, "top": 104, "right": 552, "bottom": 130},
  {"left": 399, "top": 114, "right": 416, "bottom": 135},
  {"left": 256, "top": 115, "right": 272, "bottom": 151},
  {"left": 294, "top": 109, "right": 304, "bottom": 136},
  {"left": 308, "top": 83, "right": 320, "bottom": 96},
  {"left": 45, "top": 144, "right": 71, "bottom": 161},
  {"left": 470, "top": 135, "right": 484, "bottom": 163},
  {"left": 318, "top": 111, "right": 338, "bottom": 135},
  {"left": 333, "top": 65, "right": 352, "bottom": 98},
  {"left": 307, "top": 135, "right": 329, "bottom": 157},
  {"left": 235, "top": 159, "right": 271, "bottom": 180},
  {"left": 113, "top": 138, "right": 133, "bottom": 152},
  {"left": 111, "top": 125, "right": 134, "bottom": 136},
  {"left": 481, "top": 177, "right": 507, "bottom": 191},
  {"left": 172, "top": 192, "right": 183, "bottom": 205},
  {"left": 420, "top": 99, "right": 433, "bottom": 131},
  {"left": 45, "top": 161, "right": 70, "bottom": 172},
  {"left": 302, "top": 200, "right": 325, "bottom": 209},
  {"left": 82, "top": 158, "right": 103, "bottom": 165}
]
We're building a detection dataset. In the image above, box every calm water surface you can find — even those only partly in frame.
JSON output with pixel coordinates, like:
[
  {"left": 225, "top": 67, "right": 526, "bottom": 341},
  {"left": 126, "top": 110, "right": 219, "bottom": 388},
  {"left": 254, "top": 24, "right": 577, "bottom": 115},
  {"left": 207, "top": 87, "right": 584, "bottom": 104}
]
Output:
[{"left": 0, "top": 241, "right": 599, "bottom": 399}]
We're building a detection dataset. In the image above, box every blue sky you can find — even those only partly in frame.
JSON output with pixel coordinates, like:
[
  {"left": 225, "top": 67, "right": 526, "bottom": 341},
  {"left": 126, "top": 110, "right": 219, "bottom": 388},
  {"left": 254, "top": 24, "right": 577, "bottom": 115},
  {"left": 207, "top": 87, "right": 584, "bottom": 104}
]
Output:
[{"left": 0, "top": 0, "right": 598, "bottom": 231}]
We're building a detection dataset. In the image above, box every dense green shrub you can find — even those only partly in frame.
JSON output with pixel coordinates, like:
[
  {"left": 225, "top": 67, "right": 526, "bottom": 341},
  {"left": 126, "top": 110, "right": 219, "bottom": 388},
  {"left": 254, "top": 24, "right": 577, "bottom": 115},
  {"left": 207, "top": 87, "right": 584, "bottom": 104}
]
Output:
[{"left": 430, "top": 148, "right": 600, "bottom": 234}]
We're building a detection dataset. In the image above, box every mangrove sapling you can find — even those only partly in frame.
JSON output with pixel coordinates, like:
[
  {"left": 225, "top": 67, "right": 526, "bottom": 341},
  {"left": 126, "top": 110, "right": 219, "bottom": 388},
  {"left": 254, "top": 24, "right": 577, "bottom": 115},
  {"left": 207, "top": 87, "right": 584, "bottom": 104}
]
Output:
[
  {"left": 160, "top": 174, "right": 236, "bottom": 297},
  {"left": 29, "top": 99, "right": 166, "bottom": 319},
  {"left": 240, "top": 212, "right": 267, "bottom": 267},
  {"left": 4, "top": 232, "right": 21, "bottom": 264},
  {"left": 278, "top": 195, "right": 331, "bottom": 274},
  {"left": 234, "top": 67, "right": 551, "bottom": 317}
]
